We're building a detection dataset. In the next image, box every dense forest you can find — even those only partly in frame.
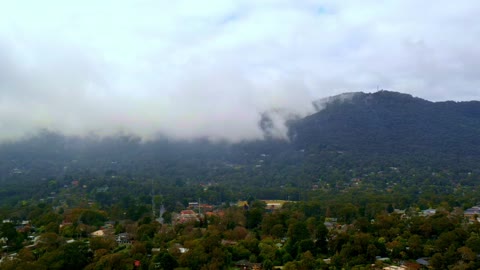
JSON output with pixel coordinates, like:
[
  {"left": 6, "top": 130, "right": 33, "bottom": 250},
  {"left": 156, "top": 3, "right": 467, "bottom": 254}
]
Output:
[{"left": 2, "top": 91, "right": 480, "bottom": 269}]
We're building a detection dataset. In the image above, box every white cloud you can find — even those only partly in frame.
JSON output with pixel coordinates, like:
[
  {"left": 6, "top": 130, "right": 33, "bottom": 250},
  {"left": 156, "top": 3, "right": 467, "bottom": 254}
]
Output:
[{"left": 0, "top": 0, "right": 479, "bottom": 142}]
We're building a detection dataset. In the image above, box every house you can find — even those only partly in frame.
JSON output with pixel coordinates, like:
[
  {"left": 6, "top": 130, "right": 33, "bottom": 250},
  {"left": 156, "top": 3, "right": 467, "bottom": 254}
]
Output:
[
  {"left": 200, "top": 204, "right": 214, "bottom": 211},
  {"left": 383, "top": 266, "right": 407, "bottom": 270},
  {"left": 205, "top": 210, "right": 225, "bottom": 218},
  {"left": 0, "top": 253, "right": 17, "bottom": 264},
  {"left": 174, "top": 210, "right": 202, "bottom": 224},
  {"left": 324, "top": 218, "right": 339, "bottom": 230},
  {"left": 376, "top": 256, "right": 391, "bottom": 262},
  {"left": 101, "top": 221, "right": 115, "bottom": 230},
  {"left": 237, "top": 200, "right": 289, "bottom": 211},
  {"left": 15, "top": 224, "right": 31, "bottom": 233},
  {"left": 96, "top": 186, "right": 109, "bottom": 192},
  {"left": 188, "top": 202, "right": 199, "bottom": 209},
  {"left": 172, "top": 243, "right": 189, "bottom": 254},
  {"left": 221, "top": 239, "right": 238, "bottom": 246},
  {"left": 235, "top": 259, "right": 262, "bottom": 270},
  {"left": 237, "top": 201, "right": 249, "bottom": 208},
  {"left": 419, "top": 209, "right": 436, "bottom": 217},
  {"left": 116, "top": 233, "right": 132, "bottom": 244},
  {"left": 464, "top": 205, "right": 480, "bottom": 221},
  {"left": 91, "top": 230, "right": 105, "bottom": 237},
  {"left": 59, "top": 221, "right": 73, "bottom": 229},
  {"left": 188, "top": 202, "right": 214, "bottom": 212},
  {"left": 265, "top": 201, "right": 283, "bottom": 211},
  {"left": 402, "top": 262, "right": 422, "bottom": 270},
  {"left": 416, "top": 257, "right": 430, "bottom": 267}
]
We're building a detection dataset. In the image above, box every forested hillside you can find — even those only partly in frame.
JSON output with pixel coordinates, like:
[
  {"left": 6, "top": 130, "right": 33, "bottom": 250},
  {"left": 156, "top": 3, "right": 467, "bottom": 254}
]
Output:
[
  {"left": 2, "top": 91, "right": 480, "bottom": 190},
  {"left": 2, "top": 91, "right": 480, "bottom": 269},
  {"left": 291, "top": 91, "right": 480, "bottom": 169}
]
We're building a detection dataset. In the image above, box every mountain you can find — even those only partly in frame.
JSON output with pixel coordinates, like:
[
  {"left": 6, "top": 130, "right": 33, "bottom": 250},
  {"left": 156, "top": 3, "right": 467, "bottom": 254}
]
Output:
[
  {"left": 1, "top": 90, "right": 480, "bottom": 189},
  {"left": 289, "top": 91, "right": 480, "bottom": 168}
]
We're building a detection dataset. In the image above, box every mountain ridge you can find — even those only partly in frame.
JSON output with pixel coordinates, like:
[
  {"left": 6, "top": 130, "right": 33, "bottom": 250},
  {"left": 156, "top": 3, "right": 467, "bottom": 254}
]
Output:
[
  {"left": 290, "top": 90, "right": 480, "bottom": 165},
  {"left": 2, "top": 90, "right": 480, "bottom": 186}
]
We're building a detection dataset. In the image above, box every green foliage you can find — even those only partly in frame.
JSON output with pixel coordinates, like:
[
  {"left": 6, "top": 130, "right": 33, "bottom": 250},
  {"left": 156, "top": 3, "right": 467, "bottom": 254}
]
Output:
[
  {"left": 88, "top": 252, "right": 133, "bottom": 270},
  {"left": 466, "top": 234, "right": 480, "bottom": 253},
  {"left": 137, "top": 224, "right": 157, "bottom": 241},
  {"left": 0, "top": 222, "right": 24, "bottom": 250},
  {"left": 3, "top": 92, "right": 480, "bottom": 269},
  {"left": 152, "top": 252, "right": 178, "bottom": 270},
  {"left": 37, "top": 232, "right": 64, "bottom": 252},
  {"left": 162, "top": 211, "right": 172, "bottom": 224},
  {"left": 90, "top": 237, "right": 116, "bottom": 252},
  {"left": 37, "top": 250, "right": 65, "bottom": 270},
  {"left": 80, "top": 210, "right": 107, "bottom": 227},
  {"left": 63, "top": 241, "right": 92, "bottom": 270},
  {"left": 262, "top": 259, "right": 274, "bottom": 270}
]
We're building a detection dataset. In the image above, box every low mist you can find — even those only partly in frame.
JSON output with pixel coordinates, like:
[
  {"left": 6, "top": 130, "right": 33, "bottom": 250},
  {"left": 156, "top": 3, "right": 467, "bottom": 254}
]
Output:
[{"left": 1, "top": 1, "right": 479, "bottom": 142}]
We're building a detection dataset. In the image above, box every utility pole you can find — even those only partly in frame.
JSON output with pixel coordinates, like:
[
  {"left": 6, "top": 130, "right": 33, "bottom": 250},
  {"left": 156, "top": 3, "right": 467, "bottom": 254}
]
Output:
[
  {"left": 151, "top": 179, "right": 155, "bottom": 219},
  {"left": 198, "top": 198, "right": 201, "bottom": 214}
]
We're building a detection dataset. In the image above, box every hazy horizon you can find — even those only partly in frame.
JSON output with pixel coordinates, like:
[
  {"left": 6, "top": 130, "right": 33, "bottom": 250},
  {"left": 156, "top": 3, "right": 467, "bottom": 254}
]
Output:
[{"left": 1, "top": 1, "right": 479, "bottom": 142}]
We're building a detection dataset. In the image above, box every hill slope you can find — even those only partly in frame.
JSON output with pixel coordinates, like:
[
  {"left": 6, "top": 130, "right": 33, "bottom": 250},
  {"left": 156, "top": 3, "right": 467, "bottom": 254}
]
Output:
[
  {"left": 1, "top": 90, "right": 480, "bottom": 187},
  {"left": 289, "top": 91, "right": 480, "bottom": 168}
]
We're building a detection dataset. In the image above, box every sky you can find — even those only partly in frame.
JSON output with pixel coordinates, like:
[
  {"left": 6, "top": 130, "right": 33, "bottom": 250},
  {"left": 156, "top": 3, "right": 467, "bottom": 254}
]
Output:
[{"left": 0, "top": 0, "right": 479, "bottom": 142}]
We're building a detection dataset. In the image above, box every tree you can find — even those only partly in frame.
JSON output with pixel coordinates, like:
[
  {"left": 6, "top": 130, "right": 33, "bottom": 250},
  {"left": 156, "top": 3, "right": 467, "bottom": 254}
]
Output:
[
  {"left": 137, "top": 223, "right": 157, "bottom": 241},
  {"left": 18, "top": 248, "right": 36, "bottom": 262},
  {"left": 288, "top": 222, "right": 310, "bottom": 244},
  {"left": 466, "top": 234, "right": 480, "bottom": 253},
  {"left": 270, "top": 224, "right": 285, "bottom": 239},
  {"left": 283, "top": 261, "right": 297, "bottom": 270},
  {"left": 315, "top": 222, "right": 329, "bottom": 254},
  {"left": 89, "top": 237, "right": 116, "bottom": 251},
  {"left": 162, "top": 211, "right": 172, "bottom": 224},
  {"left": 263, "top": 259, "right": 274, "bottom": 270},
  {"left": 37, "top": 250, "right": 65, "bottom": 270},
  {"left": 354, "top": 217, "right": 372, "bottom": 233},
  {"left": 0, "top": 222, "right": 23, "bottom": 249},
  {"left": 246, "top": 207, "right": 264, "bottom": 229},
  {"left": 89, "top": 252, "right": 133, "bottom": 270},
  {"left": 63, "top": 241, "right": 92, "bottom": 270},
  {"left": 339, "top": 203, "right": 358, "bottom": 223},
  {"left": 230, "top": 244, "right": 251, "bottom": 261},
  {"left": 259, "top": 240, "right": 276, "bottom": 262},
  {"left": 178, "top": 245, "right": 209, "bottom": 270},
  {"left": 37, "top": 232, "right": 64, "bottom": 252},
  {"left": 297, "top": 239, "right": 315, "bottom": 255},
  {"left": 152, "top": 252, "right": 178, "bottom": 270},
  {"left": 458, "top": 246, "right": 476, "bottom": 262},
  {"left": 286, "top": 221, "right": 310, "bottom": 258},
  {"left": 80, "top": 210, "right": 107, "bottom": 227},
  {"left": 298, "top": 251, "right": 316, "bottom": 270},
  {"left": 387, "top": 203, "right": 394, "bottom": 213},
  {"left": 407, "top": 234, "right": 424, "bottom": 258}
]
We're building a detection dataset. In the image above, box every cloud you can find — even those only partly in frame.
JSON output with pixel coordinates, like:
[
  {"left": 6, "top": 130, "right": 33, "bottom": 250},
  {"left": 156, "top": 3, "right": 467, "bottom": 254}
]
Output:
[{"left": 0, "top": 0, "right": 479, "bottom": 142}]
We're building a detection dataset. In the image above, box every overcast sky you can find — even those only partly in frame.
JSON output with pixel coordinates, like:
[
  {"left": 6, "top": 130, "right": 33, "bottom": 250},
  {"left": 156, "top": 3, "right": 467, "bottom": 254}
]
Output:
[{"left": 1, "top": 0, "right": 479, "bottom": 142}]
